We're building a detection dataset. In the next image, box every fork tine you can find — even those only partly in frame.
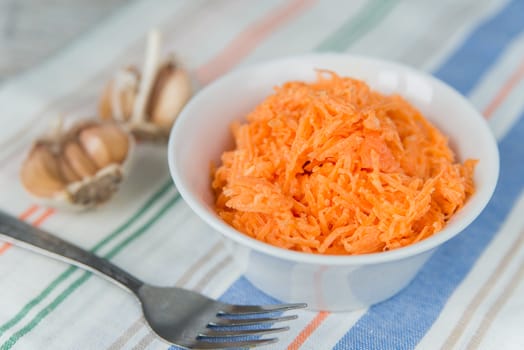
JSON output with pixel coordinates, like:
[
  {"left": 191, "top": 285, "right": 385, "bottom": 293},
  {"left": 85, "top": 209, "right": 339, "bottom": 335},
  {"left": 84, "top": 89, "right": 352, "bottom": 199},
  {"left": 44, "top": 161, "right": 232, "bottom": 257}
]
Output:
[
  {"left": 190, "top": 338, "right": 278, "bottom": 349},
  {"left": 199, "top": 326, "right": 289, "bottom": 338},
  {"left": 221, "top": 302, "right": 307, "bottom": 315},
  {"left": 209, "top": 314, "right": 297, "bottom": 327}
]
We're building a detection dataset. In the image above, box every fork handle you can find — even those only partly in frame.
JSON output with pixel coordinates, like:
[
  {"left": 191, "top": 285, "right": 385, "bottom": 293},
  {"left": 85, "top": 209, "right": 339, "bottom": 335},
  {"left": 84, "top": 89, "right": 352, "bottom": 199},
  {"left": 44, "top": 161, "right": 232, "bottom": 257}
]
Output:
[{"left": 0, "top": 210, "right": 144, "bottom": 294}]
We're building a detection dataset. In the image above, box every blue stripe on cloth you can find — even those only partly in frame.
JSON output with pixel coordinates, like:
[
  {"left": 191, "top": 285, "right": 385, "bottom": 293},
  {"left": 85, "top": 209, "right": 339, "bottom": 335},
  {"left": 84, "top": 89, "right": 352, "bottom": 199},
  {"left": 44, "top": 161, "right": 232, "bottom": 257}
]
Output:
[
  {"left": 168, "top": 278, "right": 279, "bottom": 350},
  {"left": 218, "top": 276, "right": 281, "bottom": 304},
  {"left": 433, "top": 0, "right": 524, "bottom": 95},
  {"left": 334, "top": 113, "right": 523, "bottom": 350}
]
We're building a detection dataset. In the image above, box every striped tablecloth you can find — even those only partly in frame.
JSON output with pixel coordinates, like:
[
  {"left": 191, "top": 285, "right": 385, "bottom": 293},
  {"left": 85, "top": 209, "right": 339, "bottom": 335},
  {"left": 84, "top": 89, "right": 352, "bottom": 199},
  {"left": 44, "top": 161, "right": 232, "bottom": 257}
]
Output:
[{"left": 0, "top": 0, "right": 523, "bottom": 349}]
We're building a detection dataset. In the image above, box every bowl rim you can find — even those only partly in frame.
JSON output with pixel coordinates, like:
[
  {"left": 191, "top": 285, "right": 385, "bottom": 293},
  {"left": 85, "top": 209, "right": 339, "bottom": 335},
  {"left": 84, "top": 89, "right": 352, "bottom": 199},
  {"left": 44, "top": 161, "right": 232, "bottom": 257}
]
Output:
[{"left": 168, "top": 52, "right": 500, "bottom": 266}]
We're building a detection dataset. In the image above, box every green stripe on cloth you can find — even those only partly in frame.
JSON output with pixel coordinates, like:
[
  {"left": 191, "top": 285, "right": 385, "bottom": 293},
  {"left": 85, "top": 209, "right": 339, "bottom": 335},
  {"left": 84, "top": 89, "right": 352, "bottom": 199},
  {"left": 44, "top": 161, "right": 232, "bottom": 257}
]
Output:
[
  {"left": 315, "top": 0, "right": 398, "bottom": 51},
  {"left": 91, "top": 180, "right": 174, "bottom": 252},
  {"left": 0, "top": 192, "right": 181, "bottom": 350},
  {"left": 0, "top": 273, "right": 90, "bottom": 350},
  {"left": 0, "top": 179, "right": 173, "bottom": 338},
  {"left": 0, "top": 266, "right": 76, "bottom": 338}
]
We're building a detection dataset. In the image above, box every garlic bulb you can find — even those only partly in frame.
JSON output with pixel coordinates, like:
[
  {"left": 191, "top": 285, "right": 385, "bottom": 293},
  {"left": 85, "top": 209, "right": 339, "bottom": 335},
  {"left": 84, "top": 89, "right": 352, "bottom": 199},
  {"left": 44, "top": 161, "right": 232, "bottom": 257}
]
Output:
[
  {"left": 99, "top": 29, "right": 192, "bottom": 141},
  {"left": 20, "top": 120, "right": 134, "bottom": 209}
]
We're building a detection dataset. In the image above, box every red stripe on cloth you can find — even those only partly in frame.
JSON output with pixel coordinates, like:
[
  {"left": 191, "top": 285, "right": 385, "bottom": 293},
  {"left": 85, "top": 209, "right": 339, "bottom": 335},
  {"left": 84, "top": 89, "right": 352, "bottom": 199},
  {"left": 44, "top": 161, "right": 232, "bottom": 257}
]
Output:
[
  {"left": 195, "top": 0, "right": 316, "bottom": 84},
  {"left": 0, "top": 206, "right": 55, "bottom": 256},
  {"left": 19, "top": 204, "right": 40, "bottom": 220},
  {"left": 0, "top": 243, "right": 11, "bottom": 255},
  {"left": 484, "top": 59, "right": 524, "bottom": 118},
  {"left": 287, "top": 311, "right": 330, "bottom": 350},
  {"left": 31, "top": 208, "right": 55, "bottom": 227}
]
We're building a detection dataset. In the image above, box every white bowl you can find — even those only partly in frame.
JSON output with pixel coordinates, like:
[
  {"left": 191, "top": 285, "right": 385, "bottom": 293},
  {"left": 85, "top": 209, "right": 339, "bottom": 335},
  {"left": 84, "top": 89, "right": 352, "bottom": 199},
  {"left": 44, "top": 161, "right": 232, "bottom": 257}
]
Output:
[{"left": 168, "top": 53, "right": 499, "bottom": 311}]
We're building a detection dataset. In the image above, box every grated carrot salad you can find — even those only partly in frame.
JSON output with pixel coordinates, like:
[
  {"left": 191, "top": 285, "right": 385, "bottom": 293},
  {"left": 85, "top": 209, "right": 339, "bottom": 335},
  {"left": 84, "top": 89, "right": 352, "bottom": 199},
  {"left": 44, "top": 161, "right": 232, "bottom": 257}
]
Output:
[{"left": 212, "top": 71, "right": 477, "bottom": 255}]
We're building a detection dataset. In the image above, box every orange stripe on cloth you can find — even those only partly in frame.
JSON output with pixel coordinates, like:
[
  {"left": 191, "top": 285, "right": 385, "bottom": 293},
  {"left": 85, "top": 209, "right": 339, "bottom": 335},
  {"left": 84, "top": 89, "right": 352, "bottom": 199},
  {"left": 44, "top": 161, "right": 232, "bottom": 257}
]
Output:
[
  {"left": 484, "top": 59, "right": 524, "bottom": 118},
  {"left": 0, "top": 206, "right": 55, "bottom": 256},
  {"left": 31, "top": 208, "right": 55, "bottom": 227},
  {"left": 0, "top": 243, "right": 11, "bottom": 255},
  {"left": 287, "top": 311, "right": 330, "bottom": 350},
  {"left": 19, "top": 204, "right": 40, "bottom": 220},
  {"left": 196, "top": 0, "right": 316, "bottom": 84}
]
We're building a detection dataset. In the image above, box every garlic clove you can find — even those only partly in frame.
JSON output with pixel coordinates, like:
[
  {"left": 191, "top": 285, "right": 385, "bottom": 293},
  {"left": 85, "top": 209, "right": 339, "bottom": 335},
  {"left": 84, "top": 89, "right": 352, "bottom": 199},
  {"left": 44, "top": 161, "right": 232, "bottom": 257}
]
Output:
[
  {"left": 63, "top": 141, "right": 98, "bottom": 178},
  {"left": 99, "top": 124, "right": 129, "bottom": 163},
  {"left": 79, "top": 127, "right": 113, "bottom": 169},
  {"left": 59, "top": 157, "right": 81, "bottom": 183},
  {"left": 79, "top": 123, "right": 129, "bottom": 166},
  {"left": 147, "top": 62, "right": 192, "bottom": 129},
  {"left": 99, "top": 82, "right": 114, "bottom": 121},
  {"left": 20, "top": 144, "right": 66, "bottom": 197}
]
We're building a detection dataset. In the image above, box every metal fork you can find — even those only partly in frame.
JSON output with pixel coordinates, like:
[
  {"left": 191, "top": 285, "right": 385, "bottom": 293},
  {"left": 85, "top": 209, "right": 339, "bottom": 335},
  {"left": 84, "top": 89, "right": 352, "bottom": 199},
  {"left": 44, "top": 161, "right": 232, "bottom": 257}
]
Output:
[{"left": 0, "top": 210, "right": 306, "bottom": 349}]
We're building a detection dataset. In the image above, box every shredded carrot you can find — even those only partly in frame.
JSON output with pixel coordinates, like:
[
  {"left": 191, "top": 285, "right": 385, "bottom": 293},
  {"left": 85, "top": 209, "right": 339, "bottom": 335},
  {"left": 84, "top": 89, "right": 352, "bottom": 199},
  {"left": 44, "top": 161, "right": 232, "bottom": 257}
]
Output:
[{"left": 212, "top": 71, "right": 477, "bottom": 255}]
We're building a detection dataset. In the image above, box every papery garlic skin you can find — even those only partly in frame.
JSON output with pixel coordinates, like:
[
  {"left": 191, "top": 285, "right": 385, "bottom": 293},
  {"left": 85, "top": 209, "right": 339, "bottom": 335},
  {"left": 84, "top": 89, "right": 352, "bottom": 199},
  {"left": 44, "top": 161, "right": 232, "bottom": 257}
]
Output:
[
  {"left": 20, "top": 121, "right": 133, "bottom": 209},
  {"left": 99, "top": 68, "right": 139, "bottom": 123}
]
